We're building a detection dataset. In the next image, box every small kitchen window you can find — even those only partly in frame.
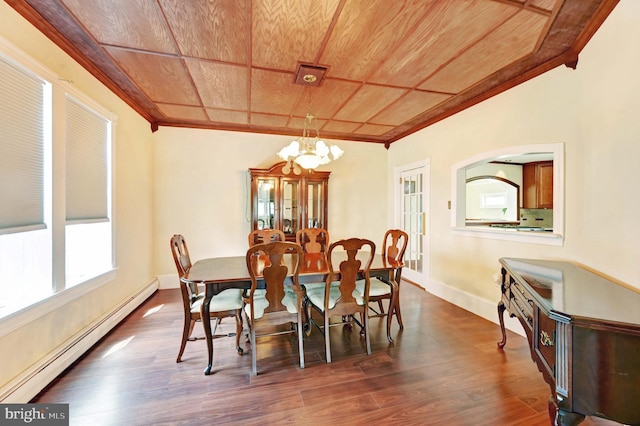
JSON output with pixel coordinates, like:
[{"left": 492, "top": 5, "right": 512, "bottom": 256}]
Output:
[{"left": 481, "top": 193, "right": 507, "bottom": 208}]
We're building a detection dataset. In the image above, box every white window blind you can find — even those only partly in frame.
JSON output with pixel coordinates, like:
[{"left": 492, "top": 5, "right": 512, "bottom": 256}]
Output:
[
  {"left": 0, "top": 56, "right": 46, "bottom": 235},
  {"left": 65, "top": 96, "right": 109, "bottom": 224}
]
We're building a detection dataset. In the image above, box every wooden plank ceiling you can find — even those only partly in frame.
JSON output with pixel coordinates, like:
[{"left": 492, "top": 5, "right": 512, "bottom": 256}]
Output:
[{"left": 7, "top": 0, "right": 618, "bottom": 145}]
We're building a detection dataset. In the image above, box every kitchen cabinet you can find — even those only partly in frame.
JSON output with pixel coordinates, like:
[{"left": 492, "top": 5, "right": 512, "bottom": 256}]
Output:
[
  {"left": 249, "top": 162, "right": 330, "bottom": 241},
  {"left": 523, "top": 161, "right": 553, "bottom": 208}
]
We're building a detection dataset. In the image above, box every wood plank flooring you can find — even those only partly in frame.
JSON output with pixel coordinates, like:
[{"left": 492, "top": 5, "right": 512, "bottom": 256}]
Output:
[{"left": 33, "top": 283, "right": 616, "bottom": 425}]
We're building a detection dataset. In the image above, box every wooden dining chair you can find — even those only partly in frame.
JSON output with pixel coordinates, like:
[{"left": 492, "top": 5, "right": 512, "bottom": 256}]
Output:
[
  {"left": 245, "top": 241, "right": 306, "bottom": 375},
  {"left": 305, "top": 238, "right": 375, "bottom": 363},
  {"left": 354, "top": 229, "right": 408, "bottom": 343},
  {"left": 170, "top": 234, "right": 244, "bottom": 363},
  {"left": 296, "top": 227, "right": 331, "bottom": 333},
  {"left": 248, "top": 228, "right": 286, "bottom": 247},
  {"left": 296, "top": 228, "right": 330, "bottom": 254}
]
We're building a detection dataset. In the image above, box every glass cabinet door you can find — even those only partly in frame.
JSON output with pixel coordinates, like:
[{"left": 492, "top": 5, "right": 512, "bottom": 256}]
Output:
[
  {"left": 250, "top": 162, "right": 330, "bottom": 240},
  {"left": 256, "top": 178, "right": 276, "bottom": 230},
  {"left": 306, "top": 179, "right": 326, "bottom": 228},
  {"left": 281, "top": 178, "right": 299, "bottom": 237}
]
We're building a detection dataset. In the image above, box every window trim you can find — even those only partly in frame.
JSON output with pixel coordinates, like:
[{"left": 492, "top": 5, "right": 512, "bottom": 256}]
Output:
[
  {"left": 451, "top": 143, "right": 564, "bottom": 246},
  {"left": 0, "top": 268, "right": 117, "bottom": 338},
  {"left": 0, "top": 36, "right": 117, "bottom": 319}
]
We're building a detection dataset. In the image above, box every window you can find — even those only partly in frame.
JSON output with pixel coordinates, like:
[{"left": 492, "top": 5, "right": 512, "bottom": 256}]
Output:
[
  {"left": 451, "top": 143, "right": 564, "bottom": 246},
  {"left": 466, "top": 176, "right": 519, "bottom": 222},
  {"left": 64, "top": 95, "right": 112, "bottom": 287},
  {"left": 0, "top": 40, "right": 115, "bottom": 320},
  {"left": 481, "top": 193, "right": 507, "bottom": 208},
  {"left": 0, "top": 52, "right": 52, "bottom": 314}
]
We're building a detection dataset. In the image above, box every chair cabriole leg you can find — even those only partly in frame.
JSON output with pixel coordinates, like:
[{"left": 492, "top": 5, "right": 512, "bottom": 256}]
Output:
[
  {"left": 235, "top": 309, "right": 244, "bottom": 355},
  {"left": 364, "top": 308, "right": 371, "bottom": 355},
  {"left": 324, "top": 314, "right": 331, "bottom": 363},
  {"left": 176, "top": 317, "right": 193, "bottom": 363},
  {"left": 250, "top": 326, "right": 257, "bottom": 375},
  {"left": 297, "top": 314, "right": 305, "bottom": 369}
]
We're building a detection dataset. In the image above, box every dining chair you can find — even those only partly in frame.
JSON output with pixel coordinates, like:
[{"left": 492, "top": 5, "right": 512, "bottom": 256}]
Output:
[
  {"left": 170, "top": 234, "right": 244, "bottom": 363},
  {"left": 296, "top": 228, "right": 330, "bottom": 254},
  {"left": 296, "top": 227, "right": 331, "bottom": 331},
  {"left": 248, "top": 228, "right": 286, "bottom": 247},
  {"left": 245, "top": 241, "right": 306, "bottom": 375},
  {"left": 305, "top": 238, "right": 375, "bottom": 363},
  {"left": 354, "top": 229, "right": 408, "bottom": 343}
]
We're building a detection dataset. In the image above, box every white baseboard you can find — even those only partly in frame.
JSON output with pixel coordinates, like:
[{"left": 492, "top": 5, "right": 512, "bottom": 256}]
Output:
[
  {"left": 0, "top": 279, "right": 158, "bottom": 403},
  {"left": 157, "top": 273, "right": 179, "bottom": 290},
  {"left": 421, "top": 278, "right": 525, "bottom": 338}
]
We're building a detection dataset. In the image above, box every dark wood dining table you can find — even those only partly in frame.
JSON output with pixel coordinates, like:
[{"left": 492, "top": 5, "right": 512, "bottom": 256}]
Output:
[{"left": 181, "top": 251, "right": 402, "bottom": 375}]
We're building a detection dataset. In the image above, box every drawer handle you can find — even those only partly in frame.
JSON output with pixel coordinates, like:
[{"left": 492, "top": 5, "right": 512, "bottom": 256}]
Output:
[
  {"left": 513, "top": 281, "right": 529, "bottom": 296},
  {"left": 540, "top": 330, "right": 554, "bottom": 347}
]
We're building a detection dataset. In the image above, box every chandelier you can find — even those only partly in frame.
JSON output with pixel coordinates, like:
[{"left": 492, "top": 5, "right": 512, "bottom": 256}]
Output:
[{"left": 277, "top": 77, "right": 343, "bottom": 170}]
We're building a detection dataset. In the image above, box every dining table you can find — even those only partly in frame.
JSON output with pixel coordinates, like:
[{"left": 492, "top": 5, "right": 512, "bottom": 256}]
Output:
[{"left": 181, "top": 251, "right": 402, "bottom": 375}]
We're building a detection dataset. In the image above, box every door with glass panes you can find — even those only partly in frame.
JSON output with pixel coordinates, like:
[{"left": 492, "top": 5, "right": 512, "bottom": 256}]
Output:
[{"left": 398, "top": 162, "right": 429, "bottom": 287}]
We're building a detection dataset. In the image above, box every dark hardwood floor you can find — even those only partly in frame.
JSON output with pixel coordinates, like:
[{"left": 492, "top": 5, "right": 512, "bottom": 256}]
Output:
[{"left": 33, "top": 283, "right": 615, "bottom": 425}]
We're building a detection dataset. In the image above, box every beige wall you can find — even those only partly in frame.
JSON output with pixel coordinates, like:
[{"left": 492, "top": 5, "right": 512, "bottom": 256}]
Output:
[
  {"left": 152, "top": 127, "right": 388, "bottom": 275},
  {"left": 388, "top": 0, "right": 640, "bottom": 306},
  {"left": 0, "top": 3, "right": 155, "bottom": 390}
]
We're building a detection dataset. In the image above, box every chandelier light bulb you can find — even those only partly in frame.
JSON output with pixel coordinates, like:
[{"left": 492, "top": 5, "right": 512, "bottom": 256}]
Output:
[
  {"left": 276, "top": 86, "right": 343, "bottom": 169},
  {"left": 315, "top": 140, "right": 329, "bottom": 157},
  {"left": 330, "top": 144, "right": 344, "bottom": 160}
]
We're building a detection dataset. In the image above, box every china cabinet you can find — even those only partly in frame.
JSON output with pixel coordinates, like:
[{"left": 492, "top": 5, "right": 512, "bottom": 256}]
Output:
[{"left": 249, "top": 162, "right": 330, "bottom": 241}]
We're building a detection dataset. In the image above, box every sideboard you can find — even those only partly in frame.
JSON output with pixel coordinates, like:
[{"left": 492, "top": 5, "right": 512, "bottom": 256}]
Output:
[{"left": 497, "top": 258, "right": 640, "bottom": 426}]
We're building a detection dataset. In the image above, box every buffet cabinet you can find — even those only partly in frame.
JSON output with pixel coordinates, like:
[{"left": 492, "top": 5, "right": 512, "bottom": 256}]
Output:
[
  {"left": 497, "top": 258, "right": 640, "bottom": 426},
  {"left": 249, "top": 162, "right": 330, "bottom": 241}
]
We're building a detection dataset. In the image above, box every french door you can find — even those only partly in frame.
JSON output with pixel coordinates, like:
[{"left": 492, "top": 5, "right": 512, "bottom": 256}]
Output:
[{"left": 396, "top": 160, "right": 429, "bottom": 288}]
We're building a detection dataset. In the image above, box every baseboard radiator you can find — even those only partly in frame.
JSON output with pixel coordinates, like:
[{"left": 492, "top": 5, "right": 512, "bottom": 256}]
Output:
[{"left": 0, "top": 279, "right": 158, "bottom": 403}]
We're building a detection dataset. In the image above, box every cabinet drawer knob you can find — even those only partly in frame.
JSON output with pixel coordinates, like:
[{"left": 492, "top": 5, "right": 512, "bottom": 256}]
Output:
[{"left": 540, "top": 330, "right": 554, "bottom": 347}]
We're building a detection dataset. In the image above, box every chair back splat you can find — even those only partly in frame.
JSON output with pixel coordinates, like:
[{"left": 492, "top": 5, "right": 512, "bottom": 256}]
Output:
[
  {"left": 248, "top": 228, "right": 286, "bottom": 247},
  {"left": 170, "top": 234, "right": 192, "bottom": 282},
  {"left": 296, "top": 228, "right": 330, "bottom": 332},
  {"left": 296, "top": 228, "right": 330, "bottom": 254},
  {"left": 245, "top": 241, "right": 305, "bottom": 375},
  {"left": 170, "top": 234, "right": 244, "bottom": 363},
  {"left": 305, "top": 237, "right": 375, "bottom": 363}
]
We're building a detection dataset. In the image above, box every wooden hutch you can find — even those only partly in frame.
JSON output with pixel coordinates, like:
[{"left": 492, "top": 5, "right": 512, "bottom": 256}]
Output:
[{"left": 249, "top": 162, "right": 330, "bottom": 241}]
